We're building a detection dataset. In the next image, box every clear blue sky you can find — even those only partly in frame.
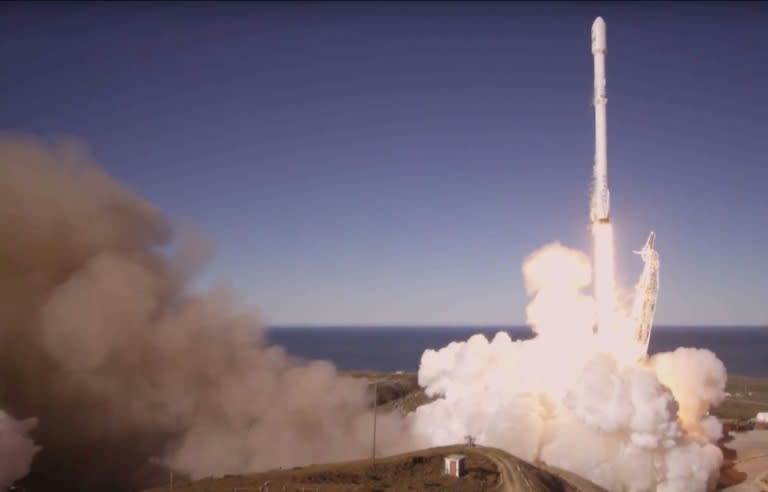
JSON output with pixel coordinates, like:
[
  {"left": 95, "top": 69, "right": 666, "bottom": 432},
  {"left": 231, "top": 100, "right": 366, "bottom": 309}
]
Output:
[{"left": 1, "top": 2, "right": 766, "bottom": 326}]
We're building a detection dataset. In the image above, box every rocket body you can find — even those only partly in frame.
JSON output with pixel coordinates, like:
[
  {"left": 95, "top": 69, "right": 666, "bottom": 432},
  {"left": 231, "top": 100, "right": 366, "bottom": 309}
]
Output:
[
  {"left": 591, "top": 17, "right": 610, "bottom": 224},
  {"left": 591, "top": 17, "right": 614, "bottom": 337}
]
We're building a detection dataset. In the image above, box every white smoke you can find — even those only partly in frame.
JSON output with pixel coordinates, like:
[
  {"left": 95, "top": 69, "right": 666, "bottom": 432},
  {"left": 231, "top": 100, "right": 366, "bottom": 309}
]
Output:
[
  {"left": 0, "top": 410, "right": 39, "bottom": 491},
  {"left": 411, "top": 242, "right": 727, "bottom": 492}
]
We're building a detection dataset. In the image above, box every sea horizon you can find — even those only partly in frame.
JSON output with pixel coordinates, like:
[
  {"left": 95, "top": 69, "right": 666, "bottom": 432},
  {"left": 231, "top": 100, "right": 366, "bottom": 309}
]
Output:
[
  {"left": 266, "top": 325, "right": 768, "bottom": 377},
  {"left": 268, "top": 324, "right": 768, "bottom": 330}
]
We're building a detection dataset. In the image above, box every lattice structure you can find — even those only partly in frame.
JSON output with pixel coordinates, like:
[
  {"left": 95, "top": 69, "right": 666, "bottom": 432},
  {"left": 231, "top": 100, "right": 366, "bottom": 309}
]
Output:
[{"left": 630, "top": 231, "right": 659, "bottom": 358}]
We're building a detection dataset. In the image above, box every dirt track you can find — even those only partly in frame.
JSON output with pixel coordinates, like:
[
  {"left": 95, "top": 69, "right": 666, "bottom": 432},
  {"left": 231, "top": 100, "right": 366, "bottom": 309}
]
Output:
[
  {"left": 480, "top": 447, "right": 539, "bottom": 491},
  {"left": 471, "top": 446, "right": 606, "bottom": 492}
]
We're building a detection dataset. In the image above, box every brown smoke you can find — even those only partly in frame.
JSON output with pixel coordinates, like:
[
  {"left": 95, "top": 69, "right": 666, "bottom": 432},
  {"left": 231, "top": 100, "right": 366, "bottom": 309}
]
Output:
[{"left": 0, "top": 135, "right": 415, "bottom": 491}]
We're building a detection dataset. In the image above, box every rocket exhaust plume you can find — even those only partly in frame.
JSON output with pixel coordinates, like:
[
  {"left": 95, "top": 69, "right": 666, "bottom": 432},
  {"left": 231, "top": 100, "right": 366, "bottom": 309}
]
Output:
[
  {"left": 412, "top": 17, "right": 726, "bottom": 491},
  {"left": 0, "top": 135, "right": 418, "bottom": 491}
]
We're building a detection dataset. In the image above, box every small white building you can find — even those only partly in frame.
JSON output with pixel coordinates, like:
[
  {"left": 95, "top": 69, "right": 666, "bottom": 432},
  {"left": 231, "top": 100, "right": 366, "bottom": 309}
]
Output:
[
  {"left": 444, "top": 454, "right": 466, "bottom": 477},
  {"left": 756, "top": 412, "right": 768, "bottom": 423}
]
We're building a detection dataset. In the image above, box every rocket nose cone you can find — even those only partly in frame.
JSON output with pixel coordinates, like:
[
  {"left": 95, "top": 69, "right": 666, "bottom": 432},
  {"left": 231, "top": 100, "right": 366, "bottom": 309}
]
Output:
[
  {"left": 592, "top": 17, "right": 606, "bottom": 30},
  {"left": 591, "top": 16, "right": 607, "bottom": 52}
]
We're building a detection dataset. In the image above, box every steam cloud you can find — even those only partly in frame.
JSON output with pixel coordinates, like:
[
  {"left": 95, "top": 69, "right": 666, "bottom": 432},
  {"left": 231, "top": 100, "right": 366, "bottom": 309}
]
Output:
[
  {"left": 412, "top": 243, "right": 727, "bottom": 492},
  {"left": 0, "top": 135, "right": 415, "bottom": 490}
]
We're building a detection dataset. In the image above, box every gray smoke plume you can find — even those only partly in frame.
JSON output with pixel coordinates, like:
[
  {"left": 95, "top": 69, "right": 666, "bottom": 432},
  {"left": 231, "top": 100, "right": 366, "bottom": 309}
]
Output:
[
  {"left": 0, "top": 135, "right": 416, "bottom": 490},
  {"left": 0, "top": 411, "right": 39, "bottom": 491}
]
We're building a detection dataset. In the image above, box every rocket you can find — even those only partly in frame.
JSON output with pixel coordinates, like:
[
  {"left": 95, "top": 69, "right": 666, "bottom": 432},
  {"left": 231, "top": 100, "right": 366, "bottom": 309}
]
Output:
[
  {"left": 590, "top": 17, "right": 610, "bottom": 225},
  {"left": 587, "top": 17, "right": 660, "bottom": 357}
]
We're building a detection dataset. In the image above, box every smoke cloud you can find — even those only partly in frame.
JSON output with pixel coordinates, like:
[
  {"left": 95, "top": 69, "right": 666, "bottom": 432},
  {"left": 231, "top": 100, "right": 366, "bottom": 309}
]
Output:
[
  {"left": 0, "top": 133, "right": 729, "bottom": 491},
  {"left": 412, "top": 243, "right": 727, "bottom": 491},
  {"left": 0, "top": 135, "right": 416, "bottom": 490},
  {"left": 0, "top": 411, "right": 39, "bottom": 491}
]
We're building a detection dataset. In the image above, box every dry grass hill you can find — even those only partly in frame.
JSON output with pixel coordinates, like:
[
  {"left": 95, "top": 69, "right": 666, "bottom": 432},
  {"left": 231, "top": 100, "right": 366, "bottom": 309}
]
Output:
[{"left": 143, "top": 444, "right": 607, "bottom": 492}]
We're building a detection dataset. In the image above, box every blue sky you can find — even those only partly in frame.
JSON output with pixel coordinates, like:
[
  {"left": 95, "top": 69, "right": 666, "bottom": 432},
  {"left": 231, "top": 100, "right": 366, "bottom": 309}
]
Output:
[{"left": 1, "top": 2, "right": 766, "bottom": 326}]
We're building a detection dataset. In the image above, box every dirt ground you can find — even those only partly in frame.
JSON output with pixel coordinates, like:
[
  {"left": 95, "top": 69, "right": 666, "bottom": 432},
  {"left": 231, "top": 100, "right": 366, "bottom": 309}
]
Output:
[
  {"left": 713, "top": 374, "right": 768, "bottom": 421},
  {"left": 142, "top": 444, "right": 610, "bottom": 492},
  {"left": 143, "top": 446, "right": 499, "bottom": 492},
  {"left": 719, "top": 430, "right": 768, "bottom": 491}
]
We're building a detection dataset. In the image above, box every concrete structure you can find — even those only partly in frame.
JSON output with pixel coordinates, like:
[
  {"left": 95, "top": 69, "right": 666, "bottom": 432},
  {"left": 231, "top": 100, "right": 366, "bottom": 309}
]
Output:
[{"left": 444, "top": 454, "right": 466, "bottom": 477}]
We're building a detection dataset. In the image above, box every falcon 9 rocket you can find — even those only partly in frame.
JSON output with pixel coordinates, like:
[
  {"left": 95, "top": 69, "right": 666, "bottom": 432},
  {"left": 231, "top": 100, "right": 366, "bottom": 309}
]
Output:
[{"left": 590, "top": 17, "right": 610, "bottom": 225}]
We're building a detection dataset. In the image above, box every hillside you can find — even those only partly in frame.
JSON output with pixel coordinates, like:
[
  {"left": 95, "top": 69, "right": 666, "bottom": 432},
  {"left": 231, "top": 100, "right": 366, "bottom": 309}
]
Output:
[
  {"left": 346, "top": 370, "right": 768, "bottom": 421},
  {"left": 142, "top": 444, "right": 606, "bottom": 492},
  {"left": 718, "top": 373, "right": 768, "bottom": 420}
]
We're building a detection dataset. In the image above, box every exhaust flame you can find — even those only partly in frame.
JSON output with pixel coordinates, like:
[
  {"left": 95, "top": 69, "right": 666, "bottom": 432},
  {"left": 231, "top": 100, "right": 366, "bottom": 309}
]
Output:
[
  {"left": 593, "top": 223, "right": 618, "bottom": 333},
  {"left": 591, "top": 222, "right": 649, "bottom": 366}
]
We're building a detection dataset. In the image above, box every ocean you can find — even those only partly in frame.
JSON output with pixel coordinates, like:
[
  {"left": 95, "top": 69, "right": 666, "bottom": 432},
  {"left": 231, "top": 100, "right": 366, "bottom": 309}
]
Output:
[{"left": 267, "top": 326, "right": 768, "bottom": 377}]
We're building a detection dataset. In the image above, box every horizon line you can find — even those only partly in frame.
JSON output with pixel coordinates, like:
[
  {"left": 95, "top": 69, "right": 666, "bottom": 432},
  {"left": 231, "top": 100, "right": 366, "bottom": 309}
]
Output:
[{"left": 267, "top": 324, "right": 768, "bottom": 329}]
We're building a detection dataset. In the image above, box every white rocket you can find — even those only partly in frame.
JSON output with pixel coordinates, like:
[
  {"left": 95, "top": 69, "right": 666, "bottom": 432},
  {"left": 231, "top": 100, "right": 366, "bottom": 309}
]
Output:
[
  {"left": 587, "top": 17, "right": 660, "bottom": 357},
  {"left": 590, "top": 17, "right": 610, "bottom": 224}
]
